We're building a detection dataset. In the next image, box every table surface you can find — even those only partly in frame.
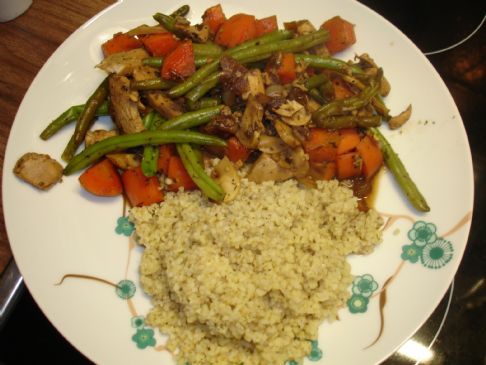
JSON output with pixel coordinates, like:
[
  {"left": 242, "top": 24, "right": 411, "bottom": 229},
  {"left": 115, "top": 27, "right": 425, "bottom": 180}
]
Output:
[{"left": 0, "top": 0, "right": 484, "bottom": 364}]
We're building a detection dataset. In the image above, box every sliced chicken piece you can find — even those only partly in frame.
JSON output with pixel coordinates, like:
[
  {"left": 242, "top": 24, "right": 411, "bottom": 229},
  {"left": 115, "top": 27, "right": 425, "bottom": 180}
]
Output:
[
  {"left": 13, "top": 152, "right": 63, "bottom": 190},
  {"left": 85, "top": 129, "right": 119, "bottom": 147},
  {"left": 106, "top": 153, "right": 140, "bottom": 170},
  {"left": 145, "top": 90, "right": 183, "bottom": 119},
  {"left": 235, "top": 96, "right": 265, "bottom": 149},
  {"left": 247, "top": 153, "right": 294, "bottom": 183},
  {"left": 97, "top": 48, "right": 149, "bottom": 76},
  {"left": 109, "top": 74, "right": 145, "bottom": 134},
  {"left": 173, "top": 17, "right": 210, "bottom": 43}
]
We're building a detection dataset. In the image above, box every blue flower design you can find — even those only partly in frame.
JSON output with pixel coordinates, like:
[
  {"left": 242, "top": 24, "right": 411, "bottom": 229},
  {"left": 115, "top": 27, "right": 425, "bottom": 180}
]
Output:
[
  {"left": 401, "top": 244, "right": 422, "bottom": 263},
  {"left": 407, "top": 221, "right": 437, "bottom": 247},
  {"left": 131, "top": 315, "right": 145, "bottom": 329},
  {"left": 307, "top": 340, "right": 323, "bottom": 361},
  {"left": 116, "top": 279, "right": 136, "bottom": 299},
  {"left": 132, "top": 327, "right": 156, "bottom": 349},
  {"left": 420, "top": 238, "right": 454, "bottom": 269},
  {"left": 347, "top": 293, "right": 369, "bottom": 313},
  {"left": 115, "top": 216, "right": 134, "bottom": 236},
  {"left": 352, "top": 274, "right": 378, "bottom": 298}
]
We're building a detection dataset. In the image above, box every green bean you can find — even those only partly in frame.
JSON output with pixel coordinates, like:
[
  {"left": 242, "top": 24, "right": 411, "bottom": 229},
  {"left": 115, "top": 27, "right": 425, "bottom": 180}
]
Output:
[
  {"left": 159, "top": 105, "right": 223, "bottom": 130},
  {"left": 143, "top": 57, "right": 163, "bottom": 68},
  {"left": 131, "top": 78, "right": 175, "bottom": 91},
  {"left": 308, "top": 88, "right": 326, "bottom": 104},
  {"left": 170, "top": 5, "right": 190, "bottom": 18},
  {"left": 304, "top": 73, "right": 330, "bottom": 90},
  {"left": 176, "top": 144, "right": 225, "bottom": 201},
  {"left": 64, "top": 130, "right": 226, "bottom": 175},
  {"left": 187, "top": 97, "right": 220, "bottom": 111},
  {"left": 185, "top": 71, "right": 222, "bottom": 102},
  {"left": 168, "top": 59, "right": 220, "bottom": 97},
  {"left": 369, "top": 127, "right": 430, "bottom": 212},
  {"left": 312, "top": 71, "right": 381, "bottom": 123},
  {"left": 316, "top": 115, "right": 381, "bottom": 129},
  {"left": 193, "top": 43, "right": 223, "bottom": 58},
  {"left": 225, "top": 30, "right": 293, "bottom": 56},
  {"left": 61, "top": 77, "right": 109, "bottom": 162},
  {"left": 141, "top": 112, "right": 159, "bottom": 177},
  {"left": 153, "top": 12, "right": 175, "bottom": 32},
  {"left": 231, "top": 29, "right": 328, "bottom": 63},
  {"left": 295, "top": 54, "right": 363, "bottom": 75},
  {"left": 40, "top": 101, "right": 109, "bottom": 140},
  {"left": 143, "top": 55, "right": 214, "bottom": 69}
]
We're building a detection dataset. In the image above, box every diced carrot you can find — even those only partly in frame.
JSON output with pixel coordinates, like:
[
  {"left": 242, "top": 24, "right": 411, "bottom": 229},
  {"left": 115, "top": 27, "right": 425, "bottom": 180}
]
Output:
[
  {"left": 121, "top": 166, "right": 164, "bottom": 207},
  {"left": 161, "top": 41, "right": 195, "bottom": 80},
  {"left": 332, "top": 77, "right": 353, "bottom": 100},
  {"left": 303, "top": 128, "right": 340, "bottom": 162},
  {"left": 337, "top": 128, "right": 361, "bottom": 155},
  {"left": 356, "top": 135, "right": 383, "bottom": 179},
  {"left": 336, "top": 152, "right": 362, "bottom": 180},
  {"left": 255, "top": 15, "right": 278, "bottom": 36},
  {"left": 215, "top": 13, "right": 257, "bottom": 48},
  {"left": 309, "top": 161, "right": 336, "bottom": 181},
  {"left": 320, "top": 16, "right": 356, "bottom": 54},
  {"left": 157, "top": 144, "right": 176, "bottom": 175},
  {"left": 141, "top": 32, "right": 180, "bottom": 57},
  {"left": 101, "top": 33, "right": 142, "bottom": 57},
  {"left": 202, "top": 4, "right": 227, "bottom": 35},
  {"left": 308, "top": 145, "right": 338, "bottom": 163},
  {"left": 166, "top": 156, "right": 197, "bottom": 192},
  {"left": 225, "top": 136, "right": 251, "bottom": 163},
  {"left": 277, "top": 53, "right": 296, "bottom": 84},
  {"left": 79, "top": 159, "right": 123, "bottom": 197}
]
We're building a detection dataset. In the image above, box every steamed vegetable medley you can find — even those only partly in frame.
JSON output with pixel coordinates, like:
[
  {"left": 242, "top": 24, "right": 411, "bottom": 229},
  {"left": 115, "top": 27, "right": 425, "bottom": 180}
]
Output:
[{"left": 14, "top": 4, "right": 430, "bottom": 212}]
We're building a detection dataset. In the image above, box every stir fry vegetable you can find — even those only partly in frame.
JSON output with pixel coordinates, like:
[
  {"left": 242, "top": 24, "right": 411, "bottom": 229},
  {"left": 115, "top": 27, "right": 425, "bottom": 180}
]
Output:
[{"left": 19, "top": 4, "right": 427, "bottom": 211}]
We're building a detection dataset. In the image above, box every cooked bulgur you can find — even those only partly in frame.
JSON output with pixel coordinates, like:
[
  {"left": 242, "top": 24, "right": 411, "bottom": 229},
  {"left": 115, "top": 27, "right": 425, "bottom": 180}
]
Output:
[{"left": 130, "top": 179, "right": 383, "bottom": 365}]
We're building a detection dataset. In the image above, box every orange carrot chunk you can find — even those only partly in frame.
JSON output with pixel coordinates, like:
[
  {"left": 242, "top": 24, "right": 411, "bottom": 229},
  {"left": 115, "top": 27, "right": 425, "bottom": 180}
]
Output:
[
  {"left": 166, "top": 156, "right": 197, "bottom": 192},
  {"left": 356, "top": 135, "right": 383, "bottom": 179},
  {"left": 121, "top": 166, "right": 164, "bottom": 207},
  {"left": 141, "top": 32, "right": 180, "bottom": 57},
  {"left": 79, "top": 159, "right": 123, "bottom": 197},
  {"left": 336, "top": 152, "right": 362, "bottom": 180},
  {"left": 161, "top": 41, "right": 195, "bottom": 80},
  {"left": 215, "top": 13, "right": 257, "bottom": 48},
  {"left": 320, "top": 16, "right": 356, "bottom": 54},
  {"left": 202, "top": 4, "right": 227, "bottom": 35},
  {"left": 337, "top": 128, "right": 361, "bottom": 155},
  {"left": 303, "top": 128, "right": 340, "bottom": 163},
  {"left": 101, "top": 33, "right": 142, "bottom": 57},
  {"left": 255, "top": 15, "right": 278, "bottom": 36},
  {"left": 225, "top": 136, "right": 251, "bottom": 163},
  {"left": 157, "top": 144, "right": 176, "bottom": 175},
  {"left": 332, "top": 77, "right": 354, "bottom": 100},
  {"left": 277, "top": 53, "right": 297, "bottom": 84}
]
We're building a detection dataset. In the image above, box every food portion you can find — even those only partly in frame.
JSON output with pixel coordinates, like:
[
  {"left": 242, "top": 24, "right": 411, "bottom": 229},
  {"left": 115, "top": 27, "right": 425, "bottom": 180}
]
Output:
[
  {"left": 11, "top": 3, "right": 431, "bottom": 364},
  {"left": 130, "top": 178, "right": 383, "bottom": 365},
  {"left": 13, "top": 152, "right": 63, "bottom": 190}
]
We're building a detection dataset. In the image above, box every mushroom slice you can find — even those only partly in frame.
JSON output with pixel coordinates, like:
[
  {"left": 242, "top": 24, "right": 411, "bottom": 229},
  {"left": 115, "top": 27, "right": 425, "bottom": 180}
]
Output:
[
  {"left": 388, "top": 104, "right": 412, "bottom": 130},
  {"left": 247, "top": 153, "right": 294, "bottom": 183},
  {"left": 97, "top": 48, "right": 149, "bottom": 76},
  {"left": 274, "top": 119, "right": 302, "bottom": 148},
  {"left": 13, "top": 152, "right": 63, "bottom": 190},
  {"left": 273, "top": 100, "right": 311, "bottom": 126},
  {"left": 212, "top": 156, "right": 240, "bottom": 202},
  {"left": 236, "top": 96, "right": 265, "bottom": 149},
  {"left": 109, "top": 75, "right": 145, "bottom": 134}
]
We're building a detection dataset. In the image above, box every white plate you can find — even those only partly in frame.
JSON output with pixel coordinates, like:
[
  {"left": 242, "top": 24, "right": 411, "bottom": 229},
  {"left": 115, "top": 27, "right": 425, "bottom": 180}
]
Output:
[{"left": 2, "top": 0, "right": 474, "bottom": 364}]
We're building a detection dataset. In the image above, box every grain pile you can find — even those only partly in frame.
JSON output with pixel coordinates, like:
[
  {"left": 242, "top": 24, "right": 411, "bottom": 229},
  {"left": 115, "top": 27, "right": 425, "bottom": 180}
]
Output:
[{"left": 130, "top": 179, "right": 383, "bottom": 365}]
